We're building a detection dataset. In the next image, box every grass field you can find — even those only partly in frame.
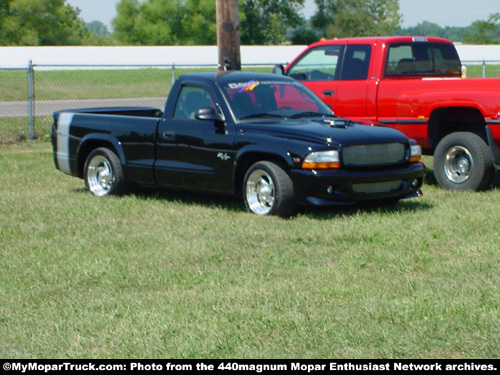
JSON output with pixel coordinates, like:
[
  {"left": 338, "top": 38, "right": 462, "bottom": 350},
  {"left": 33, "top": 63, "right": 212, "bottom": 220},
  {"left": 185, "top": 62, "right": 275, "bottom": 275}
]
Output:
[{"left": 1, "top": 141, "right": 499, "bottom": 358}]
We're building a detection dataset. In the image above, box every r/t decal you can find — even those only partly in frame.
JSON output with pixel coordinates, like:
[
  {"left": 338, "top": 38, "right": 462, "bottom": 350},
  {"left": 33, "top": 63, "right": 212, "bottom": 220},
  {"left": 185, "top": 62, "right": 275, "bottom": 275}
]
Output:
[{"left": 217, "top": 152, "right": 231, "bottom": 161}]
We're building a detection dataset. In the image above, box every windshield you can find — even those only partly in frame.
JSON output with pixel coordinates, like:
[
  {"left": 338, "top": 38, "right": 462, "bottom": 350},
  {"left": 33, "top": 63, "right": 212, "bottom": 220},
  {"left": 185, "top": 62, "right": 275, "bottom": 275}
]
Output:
[{"left": 221, "top": 79, "right": 333, "bottom": 120}]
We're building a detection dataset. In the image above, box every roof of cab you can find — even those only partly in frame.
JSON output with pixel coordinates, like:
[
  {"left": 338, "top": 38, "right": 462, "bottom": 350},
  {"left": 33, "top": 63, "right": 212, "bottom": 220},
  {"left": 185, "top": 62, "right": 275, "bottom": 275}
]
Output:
[
  {"left": 308, "top": 35, "right": 454, "bottom": 48},
  {"left": 177, "top": 71, "right": 296, "bottom": 85}
]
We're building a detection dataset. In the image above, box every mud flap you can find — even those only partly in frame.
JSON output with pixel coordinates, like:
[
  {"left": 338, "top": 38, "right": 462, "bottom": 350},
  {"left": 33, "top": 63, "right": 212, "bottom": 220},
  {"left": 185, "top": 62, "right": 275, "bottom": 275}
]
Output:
[{"left": 486, "top": 126, "right": 500, "bottom": 171}]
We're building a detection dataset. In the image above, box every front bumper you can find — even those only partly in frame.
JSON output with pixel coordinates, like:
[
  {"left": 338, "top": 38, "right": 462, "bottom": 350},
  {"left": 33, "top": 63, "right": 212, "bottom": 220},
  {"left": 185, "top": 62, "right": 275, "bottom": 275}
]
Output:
[{"left": 290, "top": 163, "right": 425, "bottom": 206}]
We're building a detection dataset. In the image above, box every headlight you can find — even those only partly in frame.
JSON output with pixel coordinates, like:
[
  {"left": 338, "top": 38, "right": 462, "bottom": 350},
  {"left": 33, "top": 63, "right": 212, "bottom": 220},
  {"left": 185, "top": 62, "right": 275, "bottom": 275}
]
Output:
[
  {"left": 409, "top": 143, "right": 422, "bottom": 163},
  {"left": 302, "top": 150, "right": 340, "bottom": 169}
]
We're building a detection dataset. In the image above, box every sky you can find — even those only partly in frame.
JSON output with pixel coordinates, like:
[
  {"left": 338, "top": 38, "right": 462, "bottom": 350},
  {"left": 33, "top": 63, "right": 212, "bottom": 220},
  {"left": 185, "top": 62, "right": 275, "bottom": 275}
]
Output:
[{"left": 66, "top": 0, "right": 500, "bottom": 31}]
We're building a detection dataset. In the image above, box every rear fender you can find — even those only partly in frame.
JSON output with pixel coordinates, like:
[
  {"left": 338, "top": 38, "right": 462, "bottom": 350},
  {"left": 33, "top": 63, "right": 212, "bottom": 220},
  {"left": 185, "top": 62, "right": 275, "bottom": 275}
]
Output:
[{"left": 77, "top": 134, "right": 127, "bottom": 178}]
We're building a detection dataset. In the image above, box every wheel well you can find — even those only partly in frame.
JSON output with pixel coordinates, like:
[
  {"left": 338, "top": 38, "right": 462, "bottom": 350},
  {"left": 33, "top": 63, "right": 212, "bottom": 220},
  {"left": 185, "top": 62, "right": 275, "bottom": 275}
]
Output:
[
  {"left": 234, "top": 153, "right": 289, "bottom": 196},
  {"left": 77, "top": 141, "right": 118, "bottom": 178},
  {"left": 428, "top": 107, "right": 486, "bottom": 149}
]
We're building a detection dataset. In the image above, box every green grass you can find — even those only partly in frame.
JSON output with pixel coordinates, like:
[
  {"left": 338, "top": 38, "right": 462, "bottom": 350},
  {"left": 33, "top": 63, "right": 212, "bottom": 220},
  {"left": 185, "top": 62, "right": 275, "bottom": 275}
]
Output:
[
  {"left": 0, "top": 117, "right": 52, "bottom": 144},
  {"left": 33, "top": 68, "right": 176, "bottom": 101},
  {"left": 465, "top": 63, "right": 500, "bottom": 78},
  {"left": 1, "top": 142, "right": 499, "bottom": 358},
  {"left": 0, "top": 66, "right": 274, "bottom": 103}
]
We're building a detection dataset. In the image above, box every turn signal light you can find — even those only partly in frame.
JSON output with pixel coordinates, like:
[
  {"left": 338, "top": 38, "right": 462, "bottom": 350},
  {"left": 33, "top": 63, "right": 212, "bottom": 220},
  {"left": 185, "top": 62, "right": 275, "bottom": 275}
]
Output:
[
  {"left": 302, "top": 161, "right": 341, "bottom": 169},
  {"left": 409, "top": 144, "right": 422, "bottom": 163}
]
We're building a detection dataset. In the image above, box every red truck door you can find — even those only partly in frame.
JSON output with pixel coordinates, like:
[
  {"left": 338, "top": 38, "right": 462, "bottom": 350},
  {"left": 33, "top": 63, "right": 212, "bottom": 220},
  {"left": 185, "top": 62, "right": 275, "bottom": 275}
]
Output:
[
  {"left": 334, "top": 44, "right": 373, "bottom": 123},
  {"left": 286, "top": 43, "right": 374, "bottom": 122}
]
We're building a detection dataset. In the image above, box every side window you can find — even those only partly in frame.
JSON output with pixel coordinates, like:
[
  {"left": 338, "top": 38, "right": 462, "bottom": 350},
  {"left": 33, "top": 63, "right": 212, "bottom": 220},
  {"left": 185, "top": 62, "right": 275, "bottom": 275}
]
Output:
[
  {"left": 288, "top": 45, "right": 344, "bottom": 81},
  {"left": 173, "top": 85, "right": 215, "bottom": 120},
  {"left": 385, "top": 42, "right": 461, "bottom": 77},
  {"left": 432, "top": 43, "right": 461, "bottom": 76},
  {"left": 341, "top": 44, "right": 371, "bottom": 80},
  {"left": 385, "top": 43, "right": 414, "bottom": 76}
]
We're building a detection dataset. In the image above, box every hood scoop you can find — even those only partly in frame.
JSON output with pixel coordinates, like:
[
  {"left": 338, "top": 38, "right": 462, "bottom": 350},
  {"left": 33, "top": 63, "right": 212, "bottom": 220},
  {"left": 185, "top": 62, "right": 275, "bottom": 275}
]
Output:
[{"left": 324, "top": 118, "right": 351, "bottom": 128}]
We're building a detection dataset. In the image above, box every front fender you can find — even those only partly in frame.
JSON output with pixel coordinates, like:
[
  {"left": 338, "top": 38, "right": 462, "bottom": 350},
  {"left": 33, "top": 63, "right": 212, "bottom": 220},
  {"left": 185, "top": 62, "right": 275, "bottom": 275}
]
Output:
[{"left": 232, "top": 145, "right": 299, "bottom": 195}]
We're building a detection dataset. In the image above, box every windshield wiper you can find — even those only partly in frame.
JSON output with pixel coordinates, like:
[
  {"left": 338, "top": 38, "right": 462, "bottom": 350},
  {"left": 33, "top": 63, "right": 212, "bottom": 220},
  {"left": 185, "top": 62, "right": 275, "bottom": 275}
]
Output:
[
  {"left": 239, "top": 112, "right": 285, "bottom": 120},
  {"left": 289, "top": 111, "right": 334, "bottom": 119}
]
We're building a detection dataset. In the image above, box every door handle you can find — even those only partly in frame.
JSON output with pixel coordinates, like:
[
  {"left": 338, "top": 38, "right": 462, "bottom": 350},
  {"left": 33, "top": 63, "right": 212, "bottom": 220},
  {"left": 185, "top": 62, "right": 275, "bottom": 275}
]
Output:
[
  {"left": 323, "top": 90, "right": 334, "bottom": 97},
  {"left": 161, "top": 130, "right": 175, "bottom": 141}
]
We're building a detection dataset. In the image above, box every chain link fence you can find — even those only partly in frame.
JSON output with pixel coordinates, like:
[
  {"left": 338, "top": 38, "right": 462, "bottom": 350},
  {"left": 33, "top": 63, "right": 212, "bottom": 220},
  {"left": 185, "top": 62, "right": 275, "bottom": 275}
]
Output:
[
  {"left": 1, "top": 60, "right": 499, "bottom": 144},
  {"left": 0, "top": 63, "right": 276, "bottom": 143}
]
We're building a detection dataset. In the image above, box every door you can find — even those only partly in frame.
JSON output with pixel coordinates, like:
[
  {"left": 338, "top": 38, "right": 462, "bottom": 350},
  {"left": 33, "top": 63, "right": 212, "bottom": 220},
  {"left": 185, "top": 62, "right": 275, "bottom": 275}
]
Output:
[
  {"left": 287, "top": 44, "right": 373, "bottom": 121},
  {"left": 155, "top": 83, "right": 236, "bottom": 193},
  {"left": 335, "top": 44, "right": 373, "bottom": 122}
]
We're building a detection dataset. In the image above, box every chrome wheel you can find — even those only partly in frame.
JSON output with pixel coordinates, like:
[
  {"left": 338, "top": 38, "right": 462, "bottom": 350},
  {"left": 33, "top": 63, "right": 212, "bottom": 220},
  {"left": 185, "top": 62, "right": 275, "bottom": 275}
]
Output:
[
  {"left": 434, "top": 132, "right": 493, "bottom": 191},
  {"left": 443, "top": 145, "right": 473, "bottom": 184},
  {"left": 86, "top": 155, "right": 115, "bottom": 196},
  {"left": 245, "top": 169, "right": 276, "bottom": 215}
]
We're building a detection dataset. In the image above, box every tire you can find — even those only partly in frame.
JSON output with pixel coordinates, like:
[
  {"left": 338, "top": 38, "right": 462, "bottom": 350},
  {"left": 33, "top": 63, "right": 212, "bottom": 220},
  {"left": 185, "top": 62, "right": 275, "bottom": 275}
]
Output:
[
  {"left": 84, "top": 148, "right": 127, "bottom": 196},
  {"left": 243, "top": 161, "right": 296, "bottom": 217},
  {"left": 433, "top": 132, "right": 493, "bottom": 191}
]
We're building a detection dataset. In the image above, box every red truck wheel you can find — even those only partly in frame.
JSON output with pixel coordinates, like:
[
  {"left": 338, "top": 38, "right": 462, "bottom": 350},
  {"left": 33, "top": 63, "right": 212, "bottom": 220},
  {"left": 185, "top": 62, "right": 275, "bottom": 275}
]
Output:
[{"left": 433, "top": 132, "right": 493, "bottom": 191}]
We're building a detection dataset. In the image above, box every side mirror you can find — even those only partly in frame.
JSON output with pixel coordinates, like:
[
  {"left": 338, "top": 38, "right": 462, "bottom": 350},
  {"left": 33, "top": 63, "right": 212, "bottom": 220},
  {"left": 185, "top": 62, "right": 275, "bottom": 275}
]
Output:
[
  {"left": 289, "top": 73, "right": 306, "bottom": 81},
  {"left": 273, "top": 64, "right": 285, "bottom": 75},
  {"left": 195, "top": 107, "right": 225, "bottom": 125}
]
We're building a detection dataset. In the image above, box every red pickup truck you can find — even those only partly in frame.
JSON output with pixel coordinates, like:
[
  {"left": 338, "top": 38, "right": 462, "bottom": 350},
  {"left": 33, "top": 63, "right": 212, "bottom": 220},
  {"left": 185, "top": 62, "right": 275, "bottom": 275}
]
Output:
[{"left": 274, "top": 36, "right": 500, "bottom": 191}]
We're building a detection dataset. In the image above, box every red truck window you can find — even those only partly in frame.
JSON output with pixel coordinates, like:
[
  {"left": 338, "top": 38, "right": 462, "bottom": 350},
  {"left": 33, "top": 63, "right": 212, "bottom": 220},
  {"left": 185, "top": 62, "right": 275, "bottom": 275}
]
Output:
[
  {"left": 340, "top": 45, "right": 371, "bottom": 80},
  {"left": 385, "top": 42, "right": 461, "bottom": 77},
  {"left": 287, "top": 44, "right": 371, "bottom": 82},
  {"left": 288, "top": 45, "right": 343, "bottom": 81}
]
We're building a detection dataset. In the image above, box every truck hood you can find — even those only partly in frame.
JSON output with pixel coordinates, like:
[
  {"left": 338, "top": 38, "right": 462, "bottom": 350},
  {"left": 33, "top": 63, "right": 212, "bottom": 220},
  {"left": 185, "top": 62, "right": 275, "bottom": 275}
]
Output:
[{"left": 240, "top": 117, "right": 410, "bottom": 147}]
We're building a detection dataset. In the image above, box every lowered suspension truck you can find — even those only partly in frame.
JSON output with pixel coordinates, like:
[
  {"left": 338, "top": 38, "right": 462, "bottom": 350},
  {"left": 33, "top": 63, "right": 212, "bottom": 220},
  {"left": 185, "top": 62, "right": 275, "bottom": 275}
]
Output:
[{"left": 52, "top": 71, "right": 424, "bottom": 217}]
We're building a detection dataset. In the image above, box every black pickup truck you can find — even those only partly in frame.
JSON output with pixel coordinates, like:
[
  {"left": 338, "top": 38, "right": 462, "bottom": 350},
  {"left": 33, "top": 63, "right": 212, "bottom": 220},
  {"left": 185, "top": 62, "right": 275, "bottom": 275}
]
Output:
[{"left": 52, "top": 71, "right": 424, "bottom": 217}]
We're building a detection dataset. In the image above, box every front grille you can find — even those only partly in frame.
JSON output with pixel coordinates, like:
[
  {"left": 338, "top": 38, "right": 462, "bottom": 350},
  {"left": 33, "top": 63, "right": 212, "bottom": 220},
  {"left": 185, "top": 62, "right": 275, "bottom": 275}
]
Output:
[
  {"left": 352, "top": 180, "right": 402, "bottom": 194},
  {"left": 342, "top": 143, "right": 407, "bottom": 167}
]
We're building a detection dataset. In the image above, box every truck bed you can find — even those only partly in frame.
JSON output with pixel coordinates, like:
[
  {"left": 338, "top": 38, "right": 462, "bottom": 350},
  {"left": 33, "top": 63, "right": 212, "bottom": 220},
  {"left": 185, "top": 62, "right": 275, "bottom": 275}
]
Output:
[{"left": 53, "top": 107, "right": 163, "bottom": 122}]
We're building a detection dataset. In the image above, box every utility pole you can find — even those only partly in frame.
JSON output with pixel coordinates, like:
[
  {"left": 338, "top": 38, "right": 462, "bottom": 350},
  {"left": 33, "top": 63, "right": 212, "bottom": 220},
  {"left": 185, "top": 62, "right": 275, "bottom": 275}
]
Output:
[{"left": 216, "top": 0, "right": 241, "bottom": 71}]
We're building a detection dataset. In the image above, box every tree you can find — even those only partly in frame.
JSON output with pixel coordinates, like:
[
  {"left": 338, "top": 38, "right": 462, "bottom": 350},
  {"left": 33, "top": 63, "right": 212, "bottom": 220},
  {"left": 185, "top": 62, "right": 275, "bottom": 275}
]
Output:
[
  {"left": 463, "top": 13, "right": 500, "bottom": 44},
  {"left": 311, "top": 0, "right": 401, "bottom": 38},
  {"left": 0, "top": 0, "right": 92, "bottom": 45},
  {"left": 240, "top": 0, "right": 305, "bottom": 45},
  {"left": 395, "top": 21, "right": 467, "bottom": 43},
  {"left": 113, "top": 0, "right": 307, "bottom": 46},
  {"left": 86, "top": 21, "right": 110, "bottom": 38},
  {"left": 113, "top": 0, "right": 217, "bottom": 45},
  {"left": 291, "top": 26, "right": 320, "bottom": 45}
]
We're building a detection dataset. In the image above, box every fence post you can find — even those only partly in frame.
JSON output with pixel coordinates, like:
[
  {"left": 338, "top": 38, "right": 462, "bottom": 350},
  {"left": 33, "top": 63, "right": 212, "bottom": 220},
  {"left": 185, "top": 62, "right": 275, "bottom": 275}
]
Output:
[
  {"left": 172, "top": 64, "right": 175, "bottom": 86},
  {"left": 28, "top": 60, "right": 35, "bottom": 140},
  {"left": 482, "top": 60, "right": 486, "bottom": 78}
]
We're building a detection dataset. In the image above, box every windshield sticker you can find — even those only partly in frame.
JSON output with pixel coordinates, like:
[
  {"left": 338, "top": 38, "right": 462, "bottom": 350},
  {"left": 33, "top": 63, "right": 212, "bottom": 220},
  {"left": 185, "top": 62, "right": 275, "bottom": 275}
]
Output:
[
  {"left": 233, "top": 80, "right": 260, "bottom": 92},
  {"left": 227, "top": 80, "right": 302, "bottom": 91}
]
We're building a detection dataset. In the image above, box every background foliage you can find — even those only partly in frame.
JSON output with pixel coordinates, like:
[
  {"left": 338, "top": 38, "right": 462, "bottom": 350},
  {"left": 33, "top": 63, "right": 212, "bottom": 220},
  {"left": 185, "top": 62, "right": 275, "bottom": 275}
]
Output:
[
  {"left": 0, "top": 0, "right": 92, "bottom": 45},
  {"left": 311, "top": 0, "right": 402, "bottom": 39},
  {"left": 0, "top": 0, "right": 499, "bottom": 46}
]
